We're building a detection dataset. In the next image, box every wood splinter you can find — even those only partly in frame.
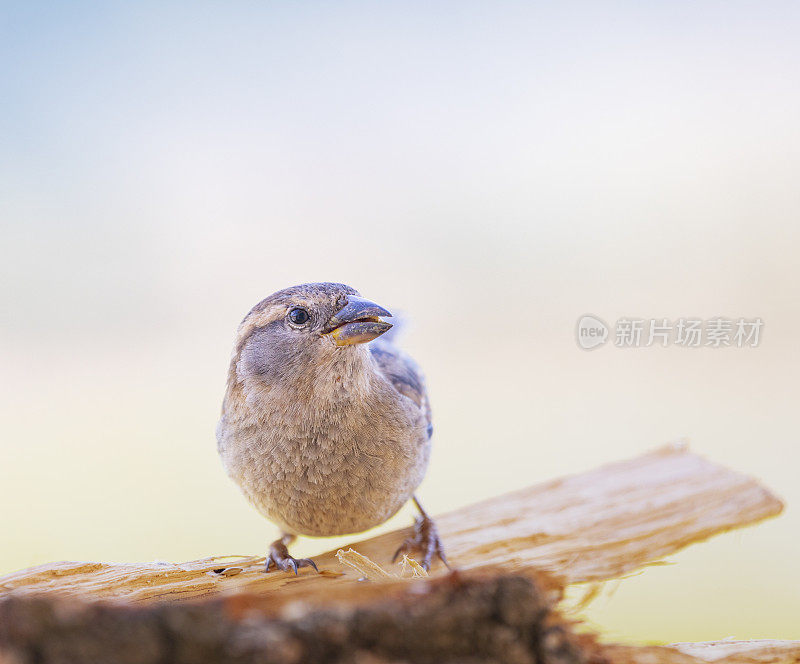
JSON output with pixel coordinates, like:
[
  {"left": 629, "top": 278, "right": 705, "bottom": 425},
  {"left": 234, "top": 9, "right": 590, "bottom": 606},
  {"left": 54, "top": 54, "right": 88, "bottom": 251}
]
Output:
[{"left": 0, "top": 444, "right": 793, "bottom": 664}]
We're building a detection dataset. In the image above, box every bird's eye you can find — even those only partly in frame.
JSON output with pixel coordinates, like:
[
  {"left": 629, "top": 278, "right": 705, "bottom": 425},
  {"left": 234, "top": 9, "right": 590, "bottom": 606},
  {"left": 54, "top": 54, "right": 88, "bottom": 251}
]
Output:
[{"left": 288, "top": 307, "right": 310, "bottom": 325}]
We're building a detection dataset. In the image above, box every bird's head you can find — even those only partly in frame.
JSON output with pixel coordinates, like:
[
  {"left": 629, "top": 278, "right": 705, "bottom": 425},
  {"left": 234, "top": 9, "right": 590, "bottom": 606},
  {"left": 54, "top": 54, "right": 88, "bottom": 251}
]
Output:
[{"left": 232, "top": 283, "right": 392, "bottom": 387}]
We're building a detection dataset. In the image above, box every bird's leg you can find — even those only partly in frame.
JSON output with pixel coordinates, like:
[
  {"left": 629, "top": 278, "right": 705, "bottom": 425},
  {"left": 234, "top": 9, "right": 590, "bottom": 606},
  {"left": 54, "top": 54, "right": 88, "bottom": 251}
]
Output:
[
  {"left": 392, "top": 496, "right": 450, "bottom": 571},
  {"left": 266, "top": 533, "right": 319, "bottom": 575}
]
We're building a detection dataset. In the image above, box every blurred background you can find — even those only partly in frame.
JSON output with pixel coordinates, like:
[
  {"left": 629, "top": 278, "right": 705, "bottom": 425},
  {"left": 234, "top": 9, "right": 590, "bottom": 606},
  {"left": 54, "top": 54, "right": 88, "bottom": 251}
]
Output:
[{"left": 1, "top": 0, "right": 798, "bottom": 644}]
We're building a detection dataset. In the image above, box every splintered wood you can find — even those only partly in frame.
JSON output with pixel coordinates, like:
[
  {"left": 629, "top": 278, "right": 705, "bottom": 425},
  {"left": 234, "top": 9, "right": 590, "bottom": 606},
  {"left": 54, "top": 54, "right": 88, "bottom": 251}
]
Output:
[
  {"left": 0, "top": 444, "right": 794, "bottom": 664},
  {"left": 603, "top": 641, "right": 800, "bottom": 664},
  {"left": 344, "top": 443, "right": 784, "bottom": 584},
  {"left": 0, "top": 444, "right": 782, "bottom": 603}
]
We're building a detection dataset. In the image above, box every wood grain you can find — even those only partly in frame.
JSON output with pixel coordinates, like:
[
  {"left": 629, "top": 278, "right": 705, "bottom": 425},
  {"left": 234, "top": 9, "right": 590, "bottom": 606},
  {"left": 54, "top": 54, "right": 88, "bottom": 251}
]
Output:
[
  {"left": 601, "top": 641, "right": 800, "bottom": 664},
  {"left": 0, "top": 443, "right": 783, "bottom": 604}
]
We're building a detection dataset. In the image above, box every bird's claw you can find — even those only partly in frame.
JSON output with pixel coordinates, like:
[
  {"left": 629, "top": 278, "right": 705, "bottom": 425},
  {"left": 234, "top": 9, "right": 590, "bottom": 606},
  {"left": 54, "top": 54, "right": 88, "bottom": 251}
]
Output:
[
  {"left": 392, "top": 514, "right": 450, "bottom": 571},
  {"left": 266, "top": 539, "right": 319, "bottom": 575}
]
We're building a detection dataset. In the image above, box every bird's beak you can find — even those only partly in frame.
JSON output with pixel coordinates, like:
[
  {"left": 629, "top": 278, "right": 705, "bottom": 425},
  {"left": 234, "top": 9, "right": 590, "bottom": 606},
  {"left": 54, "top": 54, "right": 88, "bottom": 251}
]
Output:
[{"left": 323, "top": 296, "right": 393, "bottom": 346}]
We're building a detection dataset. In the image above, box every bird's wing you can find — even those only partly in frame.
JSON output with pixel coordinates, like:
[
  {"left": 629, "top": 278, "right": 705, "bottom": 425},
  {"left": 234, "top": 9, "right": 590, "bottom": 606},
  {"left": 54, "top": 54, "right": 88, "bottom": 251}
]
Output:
[{"left": 370, "top": 340, "right": 432, "bottom": 437}]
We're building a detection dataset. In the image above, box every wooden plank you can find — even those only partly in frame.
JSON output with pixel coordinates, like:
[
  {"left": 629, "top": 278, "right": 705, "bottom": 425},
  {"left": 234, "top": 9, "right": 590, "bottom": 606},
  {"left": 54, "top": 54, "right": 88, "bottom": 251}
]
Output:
[
  {"left": 0, "top": 444, "right": 783, "bottom": 603},
  {"left": 601, "top": 641, "right": 800, "bottom": 664}
]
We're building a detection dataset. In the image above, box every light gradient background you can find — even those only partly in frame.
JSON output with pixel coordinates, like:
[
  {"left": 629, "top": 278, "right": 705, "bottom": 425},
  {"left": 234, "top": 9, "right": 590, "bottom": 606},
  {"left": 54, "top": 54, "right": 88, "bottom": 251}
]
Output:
[{"left": 1, "top": 1, "right": 798, "bottom": 644}]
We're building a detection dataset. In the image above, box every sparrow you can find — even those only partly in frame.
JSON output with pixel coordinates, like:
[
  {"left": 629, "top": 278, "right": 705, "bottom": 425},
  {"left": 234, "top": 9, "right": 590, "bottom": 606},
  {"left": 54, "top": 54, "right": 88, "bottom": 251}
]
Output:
[{"left": 216, "top": 282, "right": 448, "bottom": 574}]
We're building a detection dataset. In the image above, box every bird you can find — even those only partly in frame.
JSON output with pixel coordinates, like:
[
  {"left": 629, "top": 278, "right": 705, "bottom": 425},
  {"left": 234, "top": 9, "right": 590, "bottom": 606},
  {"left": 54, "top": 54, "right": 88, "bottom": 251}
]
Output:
[{"left": 216, "top": 282, "right": 448, "bottom": 574}]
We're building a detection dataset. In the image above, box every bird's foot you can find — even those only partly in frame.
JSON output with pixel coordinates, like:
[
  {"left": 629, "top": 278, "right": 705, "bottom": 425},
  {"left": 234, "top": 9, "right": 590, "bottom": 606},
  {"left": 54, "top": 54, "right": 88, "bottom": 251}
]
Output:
[
  {"left": 392, "top": 513, "right": 450, "bottom": 571},
  {"left": 266, "top": 538, "right": 319, "bottom": 575}
]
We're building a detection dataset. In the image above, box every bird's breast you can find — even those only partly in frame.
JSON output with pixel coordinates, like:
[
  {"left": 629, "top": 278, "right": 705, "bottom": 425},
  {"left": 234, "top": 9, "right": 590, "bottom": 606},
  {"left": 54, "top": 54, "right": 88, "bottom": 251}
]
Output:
[{"left": 218, "top": 393, "right": 430, "bottom": 537}]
